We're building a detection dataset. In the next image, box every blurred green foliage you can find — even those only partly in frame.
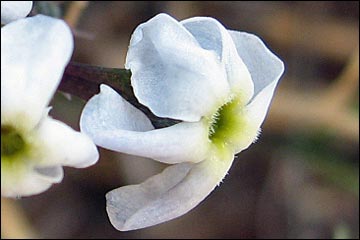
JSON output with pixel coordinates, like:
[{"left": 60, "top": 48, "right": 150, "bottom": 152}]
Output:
[{"left": 288, "top": 129, "right": 359, "bottom": 196}]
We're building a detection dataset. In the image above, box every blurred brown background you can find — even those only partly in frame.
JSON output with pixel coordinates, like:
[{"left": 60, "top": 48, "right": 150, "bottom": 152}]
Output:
[{"left": 2, "top": 1, "right": 359, "bottom": 239}]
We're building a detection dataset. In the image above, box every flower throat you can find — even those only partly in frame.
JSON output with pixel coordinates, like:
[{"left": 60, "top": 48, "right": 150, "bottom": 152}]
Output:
[
  {"left": 1, "top": 125, "right": 26, "bottom": 157},
  {"left": 208, "top": 97, "right": 243, "bottom": 144}
]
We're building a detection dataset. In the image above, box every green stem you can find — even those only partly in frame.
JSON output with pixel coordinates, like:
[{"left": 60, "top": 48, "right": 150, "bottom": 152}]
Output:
[{"left": 58, "top": 62, "right": 180, "bottom": 128}]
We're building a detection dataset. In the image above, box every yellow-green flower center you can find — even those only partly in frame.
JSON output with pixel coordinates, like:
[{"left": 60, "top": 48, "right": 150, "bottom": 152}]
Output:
[
  {"left": 208, "top": 97, "right": 246, "bottom": 151},
  {"left": 1, "top": 123, "right": 42, "bottom": 182},
  {"left": 1, "top": 125, "right": 26, "bottom": 157}
]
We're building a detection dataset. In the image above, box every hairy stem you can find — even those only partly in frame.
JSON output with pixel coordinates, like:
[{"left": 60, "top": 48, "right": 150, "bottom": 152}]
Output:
[{"left": 58, "top": 62, "right": 180, "bottom": 128}]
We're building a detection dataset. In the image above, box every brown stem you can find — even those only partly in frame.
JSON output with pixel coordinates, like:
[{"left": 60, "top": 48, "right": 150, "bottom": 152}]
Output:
[{"left": 58, "top": 62, "right": 180, "bottom": 128}]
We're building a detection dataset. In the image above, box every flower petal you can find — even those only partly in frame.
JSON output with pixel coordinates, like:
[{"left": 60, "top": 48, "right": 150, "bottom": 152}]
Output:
[
  {"left": 228, "top": 82, "right": 280, "bottom": 155},
  {"left": 36, "top": 117, "right": 99, "bottom": 168},
  {"left": 106, "top": 148, "right": 234, "bottom": 231},
  {"left": 1, "top": 15, "right": 73, "bottom": 128},
  {"left": 80, "top": 84, "right": 154, "bottom": 133},
  {"left": 125, "top": 13, "right": 230, "bottom": 121},
  {"left": 228, "top": 31, "right": 284, "bottom": 100},
  {"left": 228, "top": 31, "right": 284, "bottom": 153},
  {"left": 1, "top": 1, "right": 33, "bottom": 24},
  {"left": 241, "top": 80, "right": 279, "bottom": 148},
  {"left": 34, "top": 166, "right": 64, "bottom": 182},
  {"left": 80, "top": 85, "right": 210, "bottom": 164},
  {"left": 182, "top": 17, "right": 254, "bottom": 103},
  {"left": 87, "top": 123, "right": 210, "bottom": 164},
  {"left": 1, "top": 165, "right": 63, "bottom": 198}
]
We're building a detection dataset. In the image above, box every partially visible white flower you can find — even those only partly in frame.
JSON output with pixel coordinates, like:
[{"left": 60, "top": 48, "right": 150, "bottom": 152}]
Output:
[
  {"left": 1, "top": 15, "right": 99, "bottom": 198},
  {"left": 1, "top": 1, "right": 33, "bottom": 24},
  {"left": 81, "top": 13, "right": 284, "bottom": 231}
]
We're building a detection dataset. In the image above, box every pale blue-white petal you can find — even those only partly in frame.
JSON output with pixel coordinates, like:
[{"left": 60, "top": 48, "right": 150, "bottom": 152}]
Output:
[
  {"left": 106, "top": 148, "right": 234, "bottom": 231},
  {"left": 182, "top": 17, "right": 254, "bottom": 103},
  {"left": 1, "top": 15, "right": 73, "bottom": 129},
  {"left": 126, "top": 13, "right": 230, "bottom": 122},
  {"left": 80, "top": 85, "right": 210, "bottom": 164},
  {"left": 87, "top": 122, "right": 210, "bottom": 164},
  {"left": 1, "top": 1, "right": 33, "bottom": 24},
  {"left": 80, "top": 84, "right": 154, "bottom": 133},
  {"left": 229, "top": 31, "right": 284, "bottom": 100}
]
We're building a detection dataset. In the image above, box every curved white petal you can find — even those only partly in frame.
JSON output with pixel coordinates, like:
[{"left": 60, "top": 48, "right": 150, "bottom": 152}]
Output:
[
  {"left": 106, "top": 148, "right": 234, "bottom": 231},
  {"left": 1, "top": 1, "right": 33, "bottom": 24},
  {"left": 86, "top": 122, "right": 210, "bottom": 164},
  {"left": 236, "top": 80, "right": 278, "bottom": 153},
  {"left": 230, "top": 83, "right": 279, "bottom": 154},
  {"left": 1, "top": 165, "right": 63, "bottom": 198},
  {"left": 36, "top": 117, "right": 99, "bottom": 168},
  {"left": 80, "top": 84, "right": 210, "bottom": 164},
  {"left": 228, "top": 31, "right": 284, "bottom": 153},
  {"left": 80, "top": 84, "right": 154, "bottom": 133},
  {"left": 34, "top": 166, "right": 64, "bottom": 182},
  {"left": 1, "top": 15, "right": 73, "bottom": 129},
  {"left": 182, "top": 17, "right": 254, "bottom": 103},
  {"left": 228, "top": 31, "right": 284, "bottom": 100},
  {"left": 125, "top": 13, "right": 230, "bottom": 122}
]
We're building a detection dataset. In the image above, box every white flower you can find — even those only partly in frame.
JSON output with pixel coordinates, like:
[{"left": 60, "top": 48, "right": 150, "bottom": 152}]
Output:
[
  {"left": 1, "top": 15, "right": 99, "bottom": 198},
  {"left": 80, "top": 13, "right": 284, "bottom": 231},
  {"left": 1, "top": 1, "right": 33, "bottom": 24}
]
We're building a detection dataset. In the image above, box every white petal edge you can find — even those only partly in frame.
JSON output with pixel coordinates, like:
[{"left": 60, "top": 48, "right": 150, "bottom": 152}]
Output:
[
  {"left": 36, "top": 116, "right": 99, "bottom": 168},
  {"left": 80, "top": 85, "right": 210, "bottom": 164},
  {"left": 1, "top": 165, "right": 63, "bottom": 198},
  {"left": 34, "top": 166, "right": 64, "bottom": 182},
  {"left": 228, "top": 30, "right": 284, "bottom": 100},
  {"left": 106, "top": 149, "right": 234, "bottom": 231},
  {"left": 125, "top": 13, "right": 230, "bottom": 122},
  {"left": 181, "top": 17, "right": 254, "bottom": 103},
  {"left": 80, "top": 84, "right": 154, "bottom": 133},
  {"left": 239, "top": 80, "right": 279, "bottom": 152},
  {"left": 1, "top": 15, "right": 73, "bottom": 129},
  {"left": 228, "top": 31, "right": 284, "bottom": 153},
  {"left": 1, "top": 1, "right": 33, "bottom": 24}
]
